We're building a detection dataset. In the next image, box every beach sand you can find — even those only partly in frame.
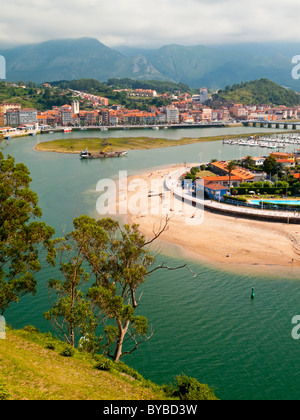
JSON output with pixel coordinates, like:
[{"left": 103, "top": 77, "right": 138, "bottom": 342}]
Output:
[{"left": 104, "top": 164, "right": 300, "bottom": 278}]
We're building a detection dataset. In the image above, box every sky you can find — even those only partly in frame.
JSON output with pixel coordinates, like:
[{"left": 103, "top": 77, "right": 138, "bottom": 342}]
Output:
[{"left": 1, "top": 0, "right": 300, "bottom": 48}]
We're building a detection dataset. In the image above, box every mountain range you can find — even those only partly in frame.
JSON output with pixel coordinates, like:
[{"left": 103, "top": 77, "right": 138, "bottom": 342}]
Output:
[{"left": 1, "top": 37, "right": 299, "bottom": 90}]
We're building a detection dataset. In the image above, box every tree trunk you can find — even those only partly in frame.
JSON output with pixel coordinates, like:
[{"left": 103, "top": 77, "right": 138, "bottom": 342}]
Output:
[{"left": 113, "top": 319, "right": 130, "bottom": 362}]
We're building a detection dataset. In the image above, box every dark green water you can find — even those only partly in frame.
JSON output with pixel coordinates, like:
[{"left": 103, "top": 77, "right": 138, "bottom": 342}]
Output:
[{"left": 3, "top": 128, "right": 300, "bottom": 400}]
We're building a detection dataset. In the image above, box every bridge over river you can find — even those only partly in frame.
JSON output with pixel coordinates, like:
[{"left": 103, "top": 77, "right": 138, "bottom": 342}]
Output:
[{"left": 242, "top": 120, "right": 300, "bottom": 130}]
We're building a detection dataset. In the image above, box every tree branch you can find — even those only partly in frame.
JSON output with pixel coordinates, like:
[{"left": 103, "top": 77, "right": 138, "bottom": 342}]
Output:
[
  {"left": 142, "top": 215, "right": 171, "bottom": 248},
  {"left": 147, "top": 262, "right": 198, "bottom": 278}
]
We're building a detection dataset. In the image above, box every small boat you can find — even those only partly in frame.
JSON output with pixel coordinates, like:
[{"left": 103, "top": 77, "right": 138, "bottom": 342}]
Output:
[
  {"left": 4, "top": 136, "right": 11, "bottom": 140},
  {"left": 152, "top": 126, "right": 159, "bottom": 130},
  {"left": 80, "top": 128, "right": 87, "bottom": 131},
  {"left": 79, "top": 148, "right": 128, "bottom": 160},
  {"left": 79, "top": 148, "right": 91, "bottom": 159},
  {"left": 64, "top": 128, "right": 72, "bottom": 133},
  {"left": 100, "top": 127, "right": 108, "bottom": 131}
]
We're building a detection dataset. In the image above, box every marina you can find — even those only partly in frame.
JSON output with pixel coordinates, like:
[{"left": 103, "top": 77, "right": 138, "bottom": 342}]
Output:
[{"left": 223, "top": 133, "right": 300, "bottom": 149}]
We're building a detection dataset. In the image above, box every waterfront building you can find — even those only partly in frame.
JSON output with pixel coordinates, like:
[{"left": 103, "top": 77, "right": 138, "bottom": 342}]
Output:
[
  {"left": 71, "top": 100, "right": 80, "bottom": 114},
  {"left": 5, "top": 109, "right": 20, "bottom": 126},
  {"left": 209, "top": 161, "right": 257, "bottom": 183},
  {"left": 202, "top": 175, "right": 246, "bottom": 188},
  {"left": 61, "top": 109, "right": 72, "bottom": 126},
  {"left": 19, "top": 109, "right": 38, "bottom": 125},
  {"left": 196, "top": 179, "right": 230, "bottom": 199},
  {"left": 199, "top": 88, "right": 209, "bottom": 104},
  {"left": 166, "top": 106, "right": 179, "bottom": 124}
]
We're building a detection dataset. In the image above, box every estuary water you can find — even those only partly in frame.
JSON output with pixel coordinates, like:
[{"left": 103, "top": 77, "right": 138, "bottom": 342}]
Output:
[{"left": 3, "top": 126, "right": 300, "bottom": 400}]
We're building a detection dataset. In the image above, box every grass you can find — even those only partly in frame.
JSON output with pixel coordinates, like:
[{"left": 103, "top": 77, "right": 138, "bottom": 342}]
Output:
[
  {"left": 0, "top": 327, "right": 167, "bottom": 400},
  {"left": 35, "top": 130, "right": 298, "bottom": 154},
  {"left": 35, "top": 136, "right": 223, "bottom": 154}
]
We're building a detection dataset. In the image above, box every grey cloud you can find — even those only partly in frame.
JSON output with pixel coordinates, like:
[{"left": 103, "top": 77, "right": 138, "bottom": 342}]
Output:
[{"left": 1, "top": 0, "right": 300, "bottom": 47}]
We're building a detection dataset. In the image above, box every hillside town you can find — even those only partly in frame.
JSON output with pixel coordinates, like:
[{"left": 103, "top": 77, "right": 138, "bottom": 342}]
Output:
[{"left": 1, "top": 83, "right": 300, "bottom": 132}]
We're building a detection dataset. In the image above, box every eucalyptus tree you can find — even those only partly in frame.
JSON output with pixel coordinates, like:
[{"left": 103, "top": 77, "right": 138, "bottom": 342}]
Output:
[
  {"left": 45, "top": 215, "right": 196, "bottom": 362},
  {"left": 0, "top": 152, "right": 55, "bottom": 315}
]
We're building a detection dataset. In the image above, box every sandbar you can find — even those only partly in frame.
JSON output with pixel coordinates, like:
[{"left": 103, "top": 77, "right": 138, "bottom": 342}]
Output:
[{"left": 108, "top": 164, "right": 300, "bottom": 278}]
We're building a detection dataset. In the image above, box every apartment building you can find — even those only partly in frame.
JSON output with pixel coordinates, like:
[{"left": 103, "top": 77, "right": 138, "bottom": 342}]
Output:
[
  {"left": 0, "top": 103, "right": 21, "bottom": 113},
  {"left": 165, "top": 106, "right": 179, "bottom": 124},
  {"left": 19, "top": 109, "right": 38, "bottom": 125},
  {"left": 5, "top": 109, "right": 20, "bottom": 126}
]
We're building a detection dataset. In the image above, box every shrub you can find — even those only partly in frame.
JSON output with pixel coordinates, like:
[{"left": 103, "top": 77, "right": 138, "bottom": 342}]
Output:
[
  {"left": 45, "top": 340, "right": 56, "bottom": 350},
  {"left": 94, "top": 355, "right": 113, "bottom": 372},
  {"left": 0, "top": 381, "right": 10, "bottom": 400},
  {"left": 165, "top": 374, "right": 218, "bottom": 401},
  {"left": 23, "top": 325, "right": 40, "bottom": 334},
  {"left": 224, "top": 195, "right": 247, "bottom": 203},
  {"left": 59, "top": 344, "right": 75, "bottom": 358},
  {"left": 114, "top": 361, "right": 144, "bottom": 381}
]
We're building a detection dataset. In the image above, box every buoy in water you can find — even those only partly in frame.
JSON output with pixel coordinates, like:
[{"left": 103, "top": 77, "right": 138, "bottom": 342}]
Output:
[{"left": 251, "top": 288, "right": 255, "bottom": 300}]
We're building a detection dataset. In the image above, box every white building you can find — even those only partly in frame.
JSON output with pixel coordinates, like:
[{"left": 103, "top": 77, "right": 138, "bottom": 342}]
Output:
[
  {"left": 200, "top": 88, "right": 209, "bottom": 104},
  {"left": 165, "top": 106, "right": 179, "bottom": 124},
  {"left": 19, "top": 109, "right": 38, "bottom": 125},
  {"left": 71, "top": 100, "right": 80, "bottom": 114},
  {"left": 61, "top": 110, "right": 72, "bottom": 126}
]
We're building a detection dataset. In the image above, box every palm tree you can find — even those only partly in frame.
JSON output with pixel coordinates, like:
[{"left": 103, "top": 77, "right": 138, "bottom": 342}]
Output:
[
  {"left": 244, "top": 156, "right": 253, "bottom": 169},
  {"left": 226, "top": 160, "right": 237, "bottom": 190}
]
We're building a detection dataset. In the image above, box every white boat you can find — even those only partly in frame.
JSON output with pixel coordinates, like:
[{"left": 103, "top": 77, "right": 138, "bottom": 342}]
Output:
[{"left": 152, "top": 126, "right": 159, "bottom": 130}]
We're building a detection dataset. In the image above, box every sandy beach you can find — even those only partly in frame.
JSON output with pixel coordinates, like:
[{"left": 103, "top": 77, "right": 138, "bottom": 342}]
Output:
[{"left": 105, "top": 164, "right": 300, "bottom": 278}]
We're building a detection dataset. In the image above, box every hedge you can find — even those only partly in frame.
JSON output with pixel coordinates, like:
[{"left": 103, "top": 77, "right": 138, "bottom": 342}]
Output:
[
  {"left": 231, "top": 187, "right": 291, "bottom": 195},
  {"left": 223, "top": 195, "right": 247, "bottom": 203}
]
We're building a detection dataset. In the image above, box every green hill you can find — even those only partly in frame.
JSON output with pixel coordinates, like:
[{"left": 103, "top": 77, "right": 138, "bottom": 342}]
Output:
[
  {"left": 0, "top": 327, "right": 218, "bottom": 401},
  {"left": 0, "top": 327, "right": 164, "bottom": 400},
  {"left": 212, "top": 78, "right": 300, "bottom": 107}
]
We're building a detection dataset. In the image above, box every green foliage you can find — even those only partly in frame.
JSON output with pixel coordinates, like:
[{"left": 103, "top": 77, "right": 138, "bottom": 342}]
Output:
[
  {"left": 94, "top": 355, "right": 114, "bottom": 372},
  {"left": 0, "top": 380, "right": 10, "bottom": 400},
  {"left": 190, "top": 167, "right": 199, "bottom": 175},
  {"left": 60, "top": 344, "right": 75, "bottom": 358},
  {"left": 214, "top": 78, "right": 300, "bottom": 106},
  {"left": 0, "top": 153, "right": 55, "bottom": 315},
  {"left": 0, "top": 82, "right": 73, "bottom": 111},
  {"left": 106, "top": 78, "right": 190, "bottom": 94},
  {"left": 224, "top": 195, "right": 247, "bottom": 203},
  {"left": 44, "top": 216, "right": 156, "bottom": 362},
  {"left": 113, "top": 361, "right": 145, "bottom": 381},
  {"left": 164, "top": 374, "right": 218, "bottom": 401},
  {"left": 52, "top": 78, "right": 174, "bottom": 110},
  {"left": 263, "top": 156, "right": 278, "bottom": 175}
]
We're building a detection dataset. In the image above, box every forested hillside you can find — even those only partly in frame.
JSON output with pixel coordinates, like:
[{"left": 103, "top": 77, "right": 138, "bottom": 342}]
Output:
[{"left": 212, "top": 79, "right": 300, "bottom": 107}]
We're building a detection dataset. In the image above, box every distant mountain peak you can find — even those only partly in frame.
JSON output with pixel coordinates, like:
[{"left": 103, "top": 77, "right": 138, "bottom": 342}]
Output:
[{"left": 0, "top": 38, "right": 298, "bottom": 90}]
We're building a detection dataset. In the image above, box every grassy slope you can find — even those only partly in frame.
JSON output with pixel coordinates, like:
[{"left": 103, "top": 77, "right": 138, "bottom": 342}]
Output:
[{"left": 0, "top": 329, "right": 165, "bottom": 401}]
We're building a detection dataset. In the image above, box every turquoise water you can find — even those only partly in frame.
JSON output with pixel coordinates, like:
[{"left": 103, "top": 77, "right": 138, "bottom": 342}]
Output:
[
  {"left": 250, "top": 200, "right": 300, "bottom": 205},
  {"left": 3, "top": 128, "right": 300, "bottom": 400}
]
